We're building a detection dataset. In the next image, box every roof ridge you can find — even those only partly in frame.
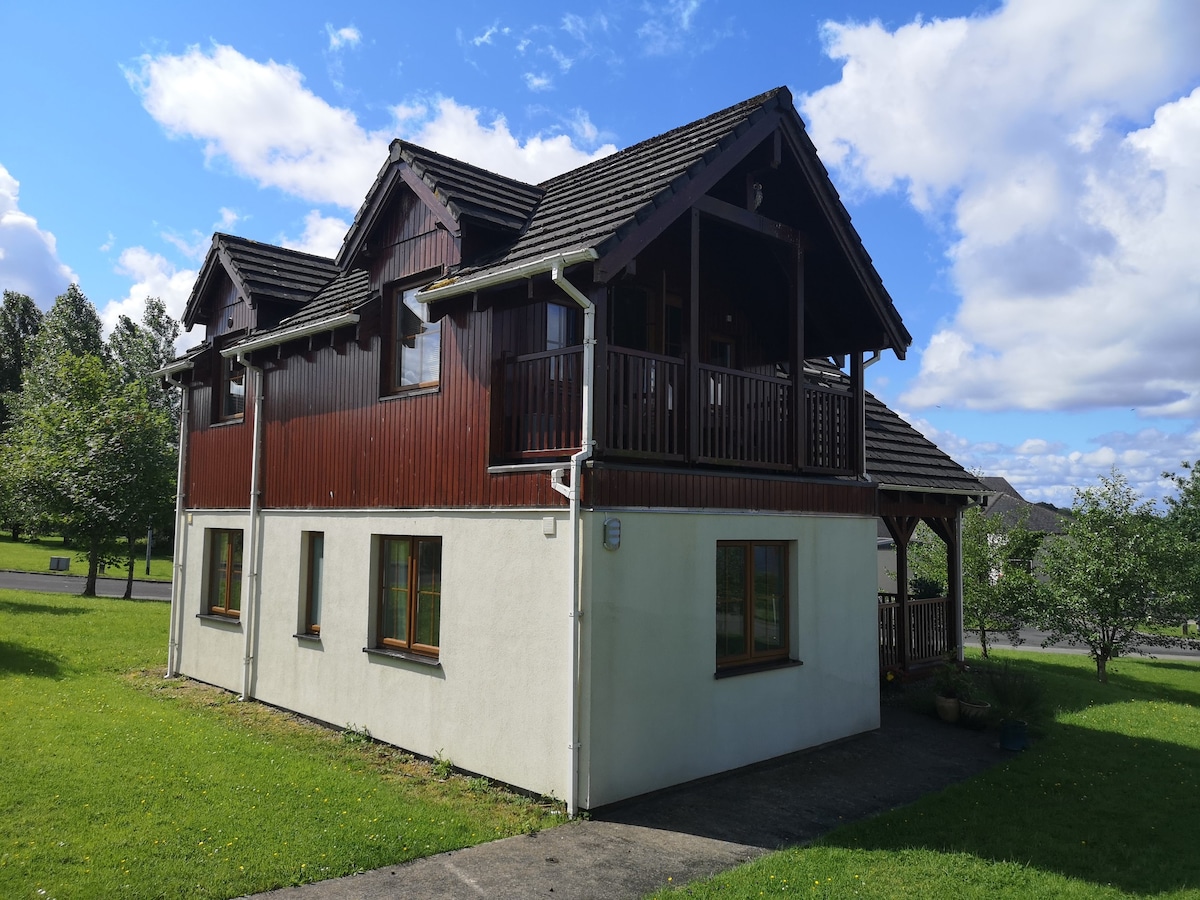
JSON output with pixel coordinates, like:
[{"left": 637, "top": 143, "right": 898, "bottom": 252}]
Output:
[
  {"left": 394, "top": 140, "right": 543, "bottom": 196},
  {"left": 536, "top": 86, "right": 788, "bottom": 189},
  {"left": 214, "top": 232, "right": 338, "bottom": 266}
]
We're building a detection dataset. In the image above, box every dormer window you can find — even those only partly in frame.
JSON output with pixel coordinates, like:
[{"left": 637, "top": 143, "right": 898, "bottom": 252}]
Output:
[
  {"left": 220, "top": 354, "right": 246, "bottom": 421},
  {"left": 390, "top": 286, "right": 441, "bottom": 392}
]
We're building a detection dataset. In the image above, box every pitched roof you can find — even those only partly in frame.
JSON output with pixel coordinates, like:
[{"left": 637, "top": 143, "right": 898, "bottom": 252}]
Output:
[
  {"left": 270, "top": 269, "right": 373, "bottom": 333},
  {"left": 980, "top": 477, "right": 1069, "bottom": 532},
  {"left": 184, "top": 234, "right": 341, "bottom": 326},
  {"left": 802, "top": 360, "right": 986, "bottom": 495}
]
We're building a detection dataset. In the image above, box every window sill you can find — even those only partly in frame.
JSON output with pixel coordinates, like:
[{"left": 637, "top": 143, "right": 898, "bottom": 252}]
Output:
[
  {"left": 196, "top": 613, "right": 242, "bottom": 627},
  {"left": 294, "top": 632, "right": 322, "bottom": 643},
  {"left": 714, "top": 657, "right": 803, "bottom": 679},
  {"left": 363, "top": 647, "right": 441, "bottom": 667},
  {"left": 379, "top": 385, "right": 440, "bottom": 402},
  {"left": 209, "top": 418, "right": 245, "bottom": 428}
]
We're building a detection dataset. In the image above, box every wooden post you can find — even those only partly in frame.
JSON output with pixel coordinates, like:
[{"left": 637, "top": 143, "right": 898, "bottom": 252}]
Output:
[
  {"left": 850, "top": 350, "right": 865, "bottom": 476},
  {"left": 883, "top": 515, "right": 918, "bottom": 672},
  {"left": 793, "top": 246, "right": 806, "bottom": 471},
  {"left": 590, "top": 284, "right": 608, "bottom": 454},
  {"left": 687, "top": 208, "right": 701, "bottom": 462}
]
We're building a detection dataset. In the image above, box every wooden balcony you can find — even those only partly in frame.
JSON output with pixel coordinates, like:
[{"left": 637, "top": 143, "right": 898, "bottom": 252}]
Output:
[{"left": 499, "top": 346, "right": 859, "bottom": 475}]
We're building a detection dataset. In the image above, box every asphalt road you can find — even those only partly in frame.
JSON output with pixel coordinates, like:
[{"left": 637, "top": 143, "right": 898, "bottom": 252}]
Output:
[
  {"left": 0, "top": 569, "right": 171, "bottom": 601},
  {"left": 964, "top": 625, "right": 1200, "bottom": 659}
]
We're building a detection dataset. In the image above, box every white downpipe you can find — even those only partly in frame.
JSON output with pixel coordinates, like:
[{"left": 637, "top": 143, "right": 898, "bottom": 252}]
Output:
[
  {"left": 548, "top": 258, "right": 594, "bottom": 818},
  {"left": 233, "top": 353, "right": 265, "bottom": 701},
  {"left": 165, "top": 375, "right": 191, "bottom": 677}
]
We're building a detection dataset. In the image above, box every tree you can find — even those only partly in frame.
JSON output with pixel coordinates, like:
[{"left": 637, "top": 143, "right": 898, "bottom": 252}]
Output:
[
  {"left": 906, "top": 508, "right": 1040, "bottom": 657},
  {"left": 1162, "top": 461, "right": 1200, "bottom": 628},
  {"left": 5, "top": 353, "right": 175, "bottom": 596},
  {"left": 1041, "top": 470, "right": 1185, "bottom": 682},
  {"left": 22, "top": 284, "right": 105, "bottom": 407},
  {"left": 109, "top": 297, "right": 182, "bottom": 430},
  {"left": 0, "top": 290, "right": 44, "bottom": 421},
  {"left": 960, "top": 507, "right": 1041, "bottom": 657}
]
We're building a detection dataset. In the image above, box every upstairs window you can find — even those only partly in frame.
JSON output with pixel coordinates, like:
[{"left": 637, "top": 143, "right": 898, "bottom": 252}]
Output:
[
  {"left": 546, "top": 303, "right": 580, "bottom": 351},
  {"left": 391, "top": 286, "right": 440, "bottom": 391},
  {"left": 301, "top": 532, "right": 324, "bottom": 635},
  {"left": 219, "top": 354, "right": 246, "bottom": 421}
]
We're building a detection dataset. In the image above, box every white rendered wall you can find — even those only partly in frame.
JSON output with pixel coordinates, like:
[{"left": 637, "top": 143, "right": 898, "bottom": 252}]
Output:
[
  {"left": 177, "top": 508, "right": 573, "bottom": 799},
  {"left": 578, "top": 510, "right": 879, "bottom": 808}
]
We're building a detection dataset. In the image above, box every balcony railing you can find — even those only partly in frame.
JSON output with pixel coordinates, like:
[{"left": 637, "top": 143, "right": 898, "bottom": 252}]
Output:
[
  {"left": 878, "top": 592, "right": 954, "bottom": 671},
  {"left": 499, "top": 346, "right": 858, "bottom": 474}
]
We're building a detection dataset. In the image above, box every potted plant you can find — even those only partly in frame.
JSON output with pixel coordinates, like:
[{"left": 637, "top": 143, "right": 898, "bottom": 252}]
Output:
[
  {"left": 985, "top": 661, "right": 1048, "bottom": 750},
  {"left": 932, "top": 662, "right": 967, "bottom": 723}
]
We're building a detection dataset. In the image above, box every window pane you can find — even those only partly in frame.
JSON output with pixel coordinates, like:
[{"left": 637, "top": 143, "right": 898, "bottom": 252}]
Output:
[
  {"left": 228, "top": 532, "right": 243, "bottom": 613},
  {"left": 224, "top": 359, "right": 246, "bottom": 418},
  {"left": 380, "top": 538, "right": 410, "bottom": 642},
  {"left": 715, "top": 545, "right": 746, "bottom": 659},
  {"left": 753, "top": 544, "right": 785, "bottom": 652},
  {"left": 396, "top": 289, "right": 440, "bottom": 388},
  {"left": 413, "top": 540, "right": 441, "bottom": 648},
  {"left": 212, "top": 531, "right": 229, "bottom": 610},
  {"left": 308, "top": 533, "right": 324, "bottom": 629}
]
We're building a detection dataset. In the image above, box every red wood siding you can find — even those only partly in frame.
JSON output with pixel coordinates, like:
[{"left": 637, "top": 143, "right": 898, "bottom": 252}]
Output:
[
  {"left": 259, "top": 310, "right": 566, "bottom": 509},
  {"left": 587, "top": 465, "right": 877, "bottom": 516},
  {"left": 185, "top": 380, "right": 254, "bottom": 509},
  {"left": 208, "top": 273, "right": 252, "bottom": 341},
  {"left": 368, "top": 192, "right": 460, "bottom": 291}
]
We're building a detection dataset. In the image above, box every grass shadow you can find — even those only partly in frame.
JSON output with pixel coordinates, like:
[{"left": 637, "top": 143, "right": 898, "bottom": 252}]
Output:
[
  {"left": 821, "top": 722, "right": 1199, "bottom": 895},
  {"left": 0, "top": 599, "right": 91, "bottom": 616},
  {"left": 0, "top": 639, "right": 63, "bottom": 677}
]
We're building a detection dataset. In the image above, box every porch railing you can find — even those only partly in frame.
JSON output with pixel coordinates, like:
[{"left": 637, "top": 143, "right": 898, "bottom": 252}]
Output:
[
  {"left": 499, "top": 346, "right": 858, "bottom": 474},
  {"left": 499, "top": 348, "right": 582, "bottom": 458},
  {"left": 878, "top": 592, "right": 953, "bottom": 670}
]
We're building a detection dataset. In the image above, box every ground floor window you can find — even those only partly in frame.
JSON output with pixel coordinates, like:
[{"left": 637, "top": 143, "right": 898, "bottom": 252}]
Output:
[
  {"left": 377, "top": 536, "right": 441, "bottom": 657},
  {"left": 207, "top": 529, "right": 243, "bottom": 617},
  {"left": 302, "top": 532, "right": 324, "bottom": 634},
  {"left": 716, "top": 540, "right": 788, "bottom": 670}
]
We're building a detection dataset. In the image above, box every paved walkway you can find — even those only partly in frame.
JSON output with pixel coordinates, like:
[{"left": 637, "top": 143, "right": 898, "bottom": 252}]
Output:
[
  {"left": 0, "top": 569, "right": 171, "bottom": 601},
  {"left": 247, "top": 705, "right": 1005, "bottom": 900}
]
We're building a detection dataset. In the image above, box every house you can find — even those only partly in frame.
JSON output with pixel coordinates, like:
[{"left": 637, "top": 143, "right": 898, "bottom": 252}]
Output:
[{"left": 159, "top": 88, "right": 985, "bottom": 814}]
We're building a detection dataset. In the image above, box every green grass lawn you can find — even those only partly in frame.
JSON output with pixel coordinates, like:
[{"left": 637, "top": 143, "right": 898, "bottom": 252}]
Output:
[
  {"left": 0, "top": 534, "right": 174, "bottom": 581},
  {"left": 654, "top": 650, "right": 1200, "bottom": 899},
  {"left": 0, "top": 590, "right": 560, "bottom": 899}
]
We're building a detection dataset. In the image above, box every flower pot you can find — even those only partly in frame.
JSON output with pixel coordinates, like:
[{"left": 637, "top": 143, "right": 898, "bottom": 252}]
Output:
[
  {"left": 958, "top": 699, "right": 991, "bottom": 730},
  {"left": 935, "top": 694, "right": 960, "bottom": 723},
  {"left": 999, "top": 719, "right": 1029, "bottom": 751}
]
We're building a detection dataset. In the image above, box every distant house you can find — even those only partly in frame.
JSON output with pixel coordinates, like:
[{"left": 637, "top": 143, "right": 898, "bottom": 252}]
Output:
[
  {"left": 159, "top": 88, "right": 984, "bottom": 813},
  {"left": 978, "top": 476, "right": 1069, "bottom": 535}
]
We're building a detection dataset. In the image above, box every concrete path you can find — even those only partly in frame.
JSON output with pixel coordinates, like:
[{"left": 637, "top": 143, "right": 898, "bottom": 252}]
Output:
[
  {"left": 247, "top": 705, "right": 1005, "bottom": 900},
  {"left": 0, "top": 569, "right": 171, "bottom": 601}
]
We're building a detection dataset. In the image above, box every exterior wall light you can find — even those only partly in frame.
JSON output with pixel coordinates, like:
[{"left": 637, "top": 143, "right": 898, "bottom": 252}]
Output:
[{"left": 603, "top": 516, "right": 621, "bottom": 551}]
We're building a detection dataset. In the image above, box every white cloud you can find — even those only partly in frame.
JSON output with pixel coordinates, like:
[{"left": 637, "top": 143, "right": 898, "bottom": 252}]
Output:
[
  {"left": 101, "top": 247, "right": 199, "bottom": 351},
  {"left": 0, "top": 163, "right": 76, "bottom": 306},
  {"left": 127, "top": 44, "right": 390, "bottom": 208},
  {"left": 280, "top": 211, "right": 349, "bottom": 259},
  {"left": 471, "top": 24, "right": 501, "bottom": 47},
  {"left": 801, "top": 1, "right": 1200, "bottom": 416},
  {"left": 392, "top": 97, "right": 616, "bottom": 184},
  {"left": 900, "top": 411, "right": 1200, "bottom": 506},
  {"left": 638, "top": 0, "right": 704, "bottom": 56},
  {"left": 326, "top": 24, "right": 361, "bottom": 51},
  {"left": 525, "top": 72, "right": 553, "bottom": 92},
  {"left": 129, "top": 44, "right": 615, "bottom": 207}
]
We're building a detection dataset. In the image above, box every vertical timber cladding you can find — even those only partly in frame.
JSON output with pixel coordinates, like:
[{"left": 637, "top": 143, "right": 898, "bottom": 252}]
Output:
[
  {"left": 258, "top": 192, "right": 567, "bottom": 510},
  {"left": 185, "top": 376, "right": 254, "bottom": 509}
]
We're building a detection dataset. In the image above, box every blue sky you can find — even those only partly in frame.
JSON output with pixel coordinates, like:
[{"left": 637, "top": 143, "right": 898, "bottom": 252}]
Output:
[{"left": 3, "top": 0, "right": 1199, "bottom": 506}]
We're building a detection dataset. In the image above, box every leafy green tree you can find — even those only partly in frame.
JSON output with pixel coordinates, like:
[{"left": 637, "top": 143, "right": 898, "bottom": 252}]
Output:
[
  {"left": 109, "top": 297, "right": 182, "bottom": 430},
  {"left": 5, "top": 354, "right": 175, "bottom": 596},
  {"left": 1041, "top": 470, "right": 1185, "bottom": 682},
  {"left": 22, "top": 284, "right": 105, "bottom": 407},
  {"left": 1162, "top": 461, "right": 1200, "bottom": 629},
  {"left": 906, "top": 507, "right": 1040, "bottom": 657},
  {"left": 0, "top": 291, "right": 45, "bottom": 539}
]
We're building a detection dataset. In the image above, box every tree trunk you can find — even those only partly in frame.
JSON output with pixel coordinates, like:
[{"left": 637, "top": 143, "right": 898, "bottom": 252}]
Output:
[
  {"left": 9, "top": 523, "right": 19, "bottom": 542},
  {"left": 979, "top": 626, "right": 990, "bottom": 659},
  {"left": 1096, "top": 653, "right": 1109, "bottom": 683},
  {"left": 84, "top": 540, "right": 99, "bottom": 597},
  {"left": 123, "top": 531, "right": 135, "bottom": 600}
]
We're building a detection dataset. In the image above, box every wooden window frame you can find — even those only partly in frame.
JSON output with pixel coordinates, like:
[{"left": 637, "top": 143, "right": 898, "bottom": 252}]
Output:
[
  {"left": 218, "top": 353, "right": 247, "bottom": 422},
  {"left": 207, "top": 529, "right": 243, "bottom": 618},
  {"left": 302, "top": 531, "right": 324, "bottom": 635},
  {"left": 376, "top": 535, "right": 442, "bottom": 658},
  {"left": 385, "top": 283, "right": 441, "bottom": 395},
  {"left": 716, "top": 540, "right": 790, "bottom": 671}
]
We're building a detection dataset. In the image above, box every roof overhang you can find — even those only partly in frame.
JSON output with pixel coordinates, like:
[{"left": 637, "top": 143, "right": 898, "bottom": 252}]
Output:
[{"left": 418, "top": 248, "right": 599, "bottom": 303}]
